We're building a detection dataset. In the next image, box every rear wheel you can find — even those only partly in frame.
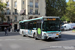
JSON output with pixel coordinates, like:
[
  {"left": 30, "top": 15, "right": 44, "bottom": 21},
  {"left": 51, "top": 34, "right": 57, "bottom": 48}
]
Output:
[{"left": 34, "top": 34, "right": 39, "bottom": 40}]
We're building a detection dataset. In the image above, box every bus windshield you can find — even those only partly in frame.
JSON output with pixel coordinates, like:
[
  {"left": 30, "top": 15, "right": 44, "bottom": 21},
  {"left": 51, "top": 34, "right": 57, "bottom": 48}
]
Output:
[{"left": 42, "top": 20, "right": 60, "bottom": 31}]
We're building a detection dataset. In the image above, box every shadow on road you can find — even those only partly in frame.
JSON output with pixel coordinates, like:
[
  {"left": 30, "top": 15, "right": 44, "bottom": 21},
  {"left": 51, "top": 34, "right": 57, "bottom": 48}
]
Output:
[
  {"left": 0, "top": 32, "right": 20, "bottom": 37},
  {"left": 42, "top": 34, "right": 75, "bottom": 42}
]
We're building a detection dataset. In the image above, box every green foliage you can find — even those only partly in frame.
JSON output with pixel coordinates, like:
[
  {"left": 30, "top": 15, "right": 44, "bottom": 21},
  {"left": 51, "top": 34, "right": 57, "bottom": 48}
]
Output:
[
  {"left": 65, "top": 0, "right": 75, "bottom": 22},
  {"left": 0, "top": 1, "right": 6, "bottom": 11},
  {"left": 60, "top": 16, "right": 66, "bottom": 21},
  {"left": 0, "top": 1, "right": 6, "bottom": 21},
  {"left": 46, "top": 0, "right": 66, "bottom": 17}
]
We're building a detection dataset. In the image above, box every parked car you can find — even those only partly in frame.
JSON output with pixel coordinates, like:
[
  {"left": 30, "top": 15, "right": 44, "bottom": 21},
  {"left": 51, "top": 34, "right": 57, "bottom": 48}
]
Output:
[{"left": 62, "top": 24, "right": 72, "bottom": 31}]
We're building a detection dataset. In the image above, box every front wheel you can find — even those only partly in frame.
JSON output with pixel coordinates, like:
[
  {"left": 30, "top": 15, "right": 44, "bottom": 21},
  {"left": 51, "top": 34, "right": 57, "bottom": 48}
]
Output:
[
  {"left": 35, "top": 37, "right": 39, "bottom": 40},
  {"left": 34, "top": 34, "right": 39, "bottom": 40}
]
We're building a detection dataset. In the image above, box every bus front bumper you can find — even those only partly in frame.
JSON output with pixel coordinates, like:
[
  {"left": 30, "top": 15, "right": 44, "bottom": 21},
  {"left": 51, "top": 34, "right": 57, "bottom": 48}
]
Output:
[{"left": 42, "top": 35, "right": 61, "bottom": 40}]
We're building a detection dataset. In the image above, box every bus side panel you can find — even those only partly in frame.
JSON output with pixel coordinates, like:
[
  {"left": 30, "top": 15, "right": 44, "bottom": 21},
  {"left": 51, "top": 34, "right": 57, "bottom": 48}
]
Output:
[{"left": 25, "top": 29, "right": 28, "bottom": 36}]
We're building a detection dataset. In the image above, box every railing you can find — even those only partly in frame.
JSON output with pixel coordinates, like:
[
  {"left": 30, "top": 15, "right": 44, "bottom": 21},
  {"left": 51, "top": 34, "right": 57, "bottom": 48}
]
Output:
[
  {"left": 5, "top": 12, "right": 11, "bottom": 15},
  {"left": 30, "top": 5, "right": 33, "bottom": 7},
  {"left": 13, "top": 12, "right": 18, "bottom": 15},
  {"left": 28, "top": 12, "right": 40, "bottom": 15},
  {"left": 35, "top": 6, "right": 38, "bottom": 8}
]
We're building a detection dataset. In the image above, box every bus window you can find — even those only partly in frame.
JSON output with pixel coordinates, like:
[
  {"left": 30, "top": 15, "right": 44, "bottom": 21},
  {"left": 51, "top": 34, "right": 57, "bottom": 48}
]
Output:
[
  {"left": 28, "top": 22, "right": 33, "bottom": 30},
  {"left": 33, "top": 21, "right": 36, "bottom": 30},
  {"left": 33, "top": 22, "right": 36, "bottom": 28},
  {"left": 43, "top": 20, "right": 60, "bottom": 31},
  {"left": 25, "top": 23, "right": 28, "bottom": 29},
  {"left": 20, "top": 23, "right": 25, "bottom": 29}
]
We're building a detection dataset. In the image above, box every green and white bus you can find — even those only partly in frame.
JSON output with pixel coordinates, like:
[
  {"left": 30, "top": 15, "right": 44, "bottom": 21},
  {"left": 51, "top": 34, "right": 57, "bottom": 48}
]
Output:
[{"left": 19, "top": 17, "right": 61, "bottom": 40}]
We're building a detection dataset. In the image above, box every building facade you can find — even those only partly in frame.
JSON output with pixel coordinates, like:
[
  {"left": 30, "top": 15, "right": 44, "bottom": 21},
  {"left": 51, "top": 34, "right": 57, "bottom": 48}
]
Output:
[{"left": 0, "top": 0, "right": 46, "bottom": 32}]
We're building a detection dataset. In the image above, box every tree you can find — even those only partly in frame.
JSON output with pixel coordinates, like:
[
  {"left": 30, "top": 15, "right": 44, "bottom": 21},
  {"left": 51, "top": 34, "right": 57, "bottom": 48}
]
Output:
[
  {"left": 46, "top": 0, "right": 66, "bottom": 17},
  {"left": 65, "top": 0, "right": 75, "bottom": 22},
  {"left": 0, "top": 1, "right": 6, "bottom": 22}
]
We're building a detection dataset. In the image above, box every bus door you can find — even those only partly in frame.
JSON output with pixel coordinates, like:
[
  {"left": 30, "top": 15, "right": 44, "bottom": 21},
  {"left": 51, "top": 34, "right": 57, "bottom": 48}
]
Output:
[{"left": 37, "top": 20, "right": 42, "bottom": 39}]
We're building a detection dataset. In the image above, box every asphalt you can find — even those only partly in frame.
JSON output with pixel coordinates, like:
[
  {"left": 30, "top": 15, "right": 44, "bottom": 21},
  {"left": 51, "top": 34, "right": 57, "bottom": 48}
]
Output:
[{"left": 0, "top": 31, "right": 75, "bottom": 50}]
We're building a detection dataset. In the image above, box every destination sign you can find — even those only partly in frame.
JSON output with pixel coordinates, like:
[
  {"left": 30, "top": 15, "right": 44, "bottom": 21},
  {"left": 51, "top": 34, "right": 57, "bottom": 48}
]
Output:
[{"left": 44, "top": 18, "right": 56, "bottom": 21}]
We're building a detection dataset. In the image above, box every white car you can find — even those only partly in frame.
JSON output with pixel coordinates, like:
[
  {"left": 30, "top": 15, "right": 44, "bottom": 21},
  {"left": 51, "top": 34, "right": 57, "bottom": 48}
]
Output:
[{"left": 62, "top": 24, "right": 72, "bottom": 30}]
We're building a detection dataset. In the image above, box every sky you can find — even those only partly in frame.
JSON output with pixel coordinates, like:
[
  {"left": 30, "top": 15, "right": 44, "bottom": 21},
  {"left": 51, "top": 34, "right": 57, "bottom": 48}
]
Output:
[
  {"left": 66, "top": 0, "right": 75, "bottom": 2},
  {"left": 66, "top": 0, "right": 69, "bottom": 2}
]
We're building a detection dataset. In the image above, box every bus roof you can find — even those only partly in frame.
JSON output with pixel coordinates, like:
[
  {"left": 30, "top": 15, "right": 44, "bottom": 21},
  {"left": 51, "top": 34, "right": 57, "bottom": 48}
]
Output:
[{"left": 19, "top": 16, "right": 59, "bottom": 23}]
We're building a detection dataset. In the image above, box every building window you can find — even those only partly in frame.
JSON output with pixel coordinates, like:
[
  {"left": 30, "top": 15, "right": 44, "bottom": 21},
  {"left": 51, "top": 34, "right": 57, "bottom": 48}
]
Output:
[
  {"left": 35, "top": 9, "right": 38, "bottom": 14},
  {"left": 7, "top": 9, "right": 10, "bottom": 14},
  {"left": 35, "top": 2, "right": 38, "bottom": 8},
  {"left": 6, "top": 2, "right": 9, "bottom": 7},
  {"left": 30, "top": 1, "right": 33, "bottom": 7},
  {"left": 14, "top": 1, "right": 17, "bottom": 7},
  {"left": 23, "top": 1, "right": 24, "bottom": 4},
  {"left": 14, "top": 9, "right": 17, "bottom": 14},
  {"left": 15, "top": 16, "right": 17, "bottom": 21},
  {"left": 7, "top": 16, "right": 10, "bottom": 21},
  {"left": 30, "top": 9, "right": 33, "bottom": 14}
]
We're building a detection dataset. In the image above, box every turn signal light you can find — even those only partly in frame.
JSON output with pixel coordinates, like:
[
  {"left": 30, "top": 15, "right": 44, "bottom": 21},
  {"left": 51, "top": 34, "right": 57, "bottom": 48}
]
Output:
[{"left": 56, "top": 33, "right": 59, "bottom": 35}]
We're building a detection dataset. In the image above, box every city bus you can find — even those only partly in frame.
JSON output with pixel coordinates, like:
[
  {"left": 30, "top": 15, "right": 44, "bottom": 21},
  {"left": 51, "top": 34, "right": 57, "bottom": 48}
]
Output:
[{"left": 19, "top": 17, "right": 61, "bottom": 40}]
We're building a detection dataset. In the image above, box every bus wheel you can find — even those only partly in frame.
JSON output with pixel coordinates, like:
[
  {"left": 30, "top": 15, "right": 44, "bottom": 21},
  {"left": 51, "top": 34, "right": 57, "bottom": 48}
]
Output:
[
  {"left": 35, "top": 37, "right": 38, "bottom": 40},
  {"left": 34, "top": 36, "right": 39, "bottom": 40}
]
